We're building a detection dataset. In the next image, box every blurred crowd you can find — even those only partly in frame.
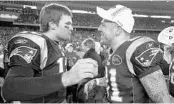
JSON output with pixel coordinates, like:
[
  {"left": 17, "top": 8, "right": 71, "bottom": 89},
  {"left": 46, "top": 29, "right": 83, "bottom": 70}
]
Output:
[
  {"left": 0, "top": 26, "right": 161, "bottom": 50},
  {"left": 0, "top": 26, "right": 161, "bottom": 51},
  {"left": 12, "top": 12, "right": 173, "bottom": 30},
  {"left": 14, "top": 13, "right": 39, "bottom": 24}
]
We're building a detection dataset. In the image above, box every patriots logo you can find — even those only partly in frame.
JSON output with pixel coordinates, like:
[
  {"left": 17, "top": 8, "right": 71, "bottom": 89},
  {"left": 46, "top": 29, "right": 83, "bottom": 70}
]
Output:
[
  {"left": 10, "top": 46, "right": 37, "bottom": 63},
  {"left": 135, "top": 48, "right": 160, "bottom": 67}
]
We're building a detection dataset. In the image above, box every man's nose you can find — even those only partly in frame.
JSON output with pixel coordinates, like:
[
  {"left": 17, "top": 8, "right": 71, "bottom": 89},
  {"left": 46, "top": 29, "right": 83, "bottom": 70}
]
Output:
[
  {"left": 69, "top": 25, "right": 73, "bottom": 31},
  {"left": 98, "top": 25, "right": 102, "bottom": 31}
]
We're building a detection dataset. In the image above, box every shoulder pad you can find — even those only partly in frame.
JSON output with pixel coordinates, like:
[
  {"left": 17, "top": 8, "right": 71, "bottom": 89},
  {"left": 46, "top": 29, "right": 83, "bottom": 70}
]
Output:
[
  {"left": 126, "top": 36, "right": 155, "bottom": 75},
  {"left": 9, "top": 31, "right": 48, "bottom": 70},
  {"left": 10, "top": 31, "right": 45, "bottom": 48}
]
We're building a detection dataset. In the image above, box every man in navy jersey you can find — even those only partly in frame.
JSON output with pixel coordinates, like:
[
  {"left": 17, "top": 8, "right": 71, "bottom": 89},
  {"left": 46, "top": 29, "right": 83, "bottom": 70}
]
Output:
[
  {"left": 96, "top": 4, "right": 171, "bottom": 103},
  {"left": 2, "top": 3, "right": 98, "bottom": 103},
  {"left": 158, "top": 26, "right": 174, "bottom": 100}
]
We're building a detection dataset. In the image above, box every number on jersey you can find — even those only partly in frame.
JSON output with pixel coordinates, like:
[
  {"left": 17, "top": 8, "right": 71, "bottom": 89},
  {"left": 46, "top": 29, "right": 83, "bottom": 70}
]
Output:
[
  {"left": 57, "top": 57, "right": 67, "bottom": 73},
  {"left": 106, "top": 67, "right": 123, "bottom": 102}
]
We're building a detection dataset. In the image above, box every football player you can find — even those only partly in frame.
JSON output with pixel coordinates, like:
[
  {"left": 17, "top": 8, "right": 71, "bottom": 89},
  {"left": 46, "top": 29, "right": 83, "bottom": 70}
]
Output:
[
  {"left": 97, "top": 4, "right": 171, "bottom": 103},
  {"left": 2, "top": 3, "right": 98, "bottom": 103},
  {"left": 158, "top": 26, "right": 174, "bottom": 100}
]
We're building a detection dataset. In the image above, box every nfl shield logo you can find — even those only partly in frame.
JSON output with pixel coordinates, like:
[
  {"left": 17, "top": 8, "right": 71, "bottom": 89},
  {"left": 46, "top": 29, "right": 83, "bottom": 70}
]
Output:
[{"left": 112, "top": 54, "right": 122, "bottom": 65}]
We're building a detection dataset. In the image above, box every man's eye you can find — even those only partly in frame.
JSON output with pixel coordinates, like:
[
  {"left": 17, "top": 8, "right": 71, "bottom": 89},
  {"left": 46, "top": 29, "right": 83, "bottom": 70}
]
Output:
[{"left": 65, "top": 25, "right": 69, "bottom": 29}]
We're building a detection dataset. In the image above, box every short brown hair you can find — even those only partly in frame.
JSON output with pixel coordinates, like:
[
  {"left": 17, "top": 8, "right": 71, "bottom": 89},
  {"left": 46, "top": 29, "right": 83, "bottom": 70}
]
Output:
[
  {"left": 39, "top": 3, "right": 72, "bottom": 32},
  {"left": 81, "top": 38, "right": 95, "bottom": 49}
]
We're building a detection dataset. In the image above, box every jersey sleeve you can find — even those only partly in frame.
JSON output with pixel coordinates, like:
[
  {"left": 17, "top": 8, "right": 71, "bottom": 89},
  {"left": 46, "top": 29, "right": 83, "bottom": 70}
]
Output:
[
  {"left": 8, "top": 35, "right": 40, "bottom": 70},
  {"left": 130, "top": 40, "right": 164, "bottom": 78}
]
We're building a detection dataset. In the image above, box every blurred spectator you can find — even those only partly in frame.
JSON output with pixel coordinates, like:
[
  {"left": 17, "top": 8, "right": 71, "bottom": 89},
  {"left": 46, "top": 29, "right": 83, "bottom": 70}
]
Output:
[
  {"left": 77, "top": 38, "right": 106, "bottom": 103},
  {"left": 65, "top": 43, "right": 80, "bottom": 69},
  {"left": 65, "top": 43, "right": 80, "bottom": 103}
]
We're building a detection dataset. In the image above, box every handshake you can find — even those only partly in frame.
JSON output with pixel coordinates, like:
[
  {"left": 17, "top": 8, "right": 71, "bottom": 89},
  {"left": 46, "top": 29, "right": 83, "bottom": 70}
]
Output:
[{"left": 62, "top": 58, "right": 99, "bottom": 87}]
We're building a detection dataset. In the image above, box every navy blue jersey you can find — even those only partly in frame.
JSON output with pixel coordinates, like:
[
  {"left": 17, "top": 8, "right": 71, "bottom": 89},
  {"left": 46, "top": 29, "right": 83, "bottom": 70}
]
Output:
[
  {"left": 106, "top": 36, "right": 164, "bottom": 103},
  {"left": 2, "top": 31, "right": 67, "bottom": 103}
]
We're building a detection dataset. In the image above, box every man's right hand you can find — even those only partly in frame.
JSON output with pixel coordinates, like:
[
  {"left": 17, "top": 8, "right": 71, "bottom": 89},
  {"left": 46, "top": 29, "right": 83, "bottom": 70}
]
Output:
[{"left": 62, "top": 58, "right": 98, "bottom": 87}]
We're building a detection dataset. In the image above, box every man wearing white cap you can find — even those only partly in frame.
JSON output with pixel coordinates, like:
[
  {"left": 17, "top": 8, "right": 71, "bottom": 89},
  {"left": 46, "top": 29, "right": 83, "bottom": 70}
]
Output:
[
  {"left": 158, "top": 26, "right": 174, "bottom": 100},
  {"left": 97, "top": 4, "right": 171, "bottom": 103}
]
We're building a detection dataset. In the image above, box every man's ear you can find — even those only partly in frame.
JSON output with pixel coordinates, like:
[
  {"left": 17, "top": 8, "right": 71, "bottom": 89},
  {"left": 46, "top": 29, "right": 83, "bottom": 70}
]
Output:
[
  {"left": 48, "top": 22, "right": 57, "bottom": 30},
  {"left": 113, "top": 26, "right": 121, "bottom": 36}
]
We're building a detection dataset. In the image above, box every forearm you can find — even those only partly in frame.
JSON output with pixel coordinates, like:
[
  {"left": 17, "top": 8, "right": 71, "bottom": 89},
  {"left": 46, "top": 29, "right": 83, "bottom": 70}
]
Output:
[
  {"left": 2, "top": 68, "right": 65, "bottom": 101},
  {"left": 140, "top": 70, "right": 171, "bottom": 103},
  {"left": 62, "top": 71, "right": 91, "bottom": 87},
  {"left": 2, "top": 73, "right": 64, "bottom": 101}
]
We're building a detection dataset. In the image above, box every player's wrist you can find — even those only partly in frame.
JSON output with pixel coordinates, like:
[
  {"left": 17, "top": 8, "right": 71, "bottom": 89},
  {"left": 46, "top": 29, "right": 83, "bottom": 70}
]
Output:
[{"left": 62, "top": 71, "right": 72, "bottom": 87}]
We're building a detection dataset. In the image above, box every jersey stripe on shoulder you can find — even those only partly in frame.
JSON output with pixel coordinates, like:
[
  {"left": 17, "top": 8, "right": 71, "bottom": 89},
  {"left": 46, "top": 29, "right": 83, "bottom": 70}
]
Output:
[
  {"left": 10, "top": 31, "right": 48, "bottom": 70},
  {"left": 128, "top": 36, "right": 142, "bottom": 42},
  {"left": 126, "top": 37, "right": 155, "bottom": 75}
]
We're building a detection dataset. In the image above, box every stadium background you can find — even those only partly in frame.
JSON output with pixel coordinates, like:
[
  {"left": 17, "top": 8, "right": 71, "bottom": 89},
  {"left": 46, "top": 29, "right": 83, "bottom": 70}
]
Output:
[{"left": 0, "top": 0, "right": 174, "bottom": 48}]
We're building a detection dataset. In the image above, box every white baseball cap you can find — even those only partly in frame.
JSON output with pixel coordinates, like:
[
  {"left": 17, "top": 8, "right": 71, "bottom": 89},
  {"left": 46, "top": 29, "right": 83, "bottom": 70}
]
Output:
[
  {"left": 96, "top": 4, "right": 134, "bottom": 33},
  {"left": 158, "top": 26, "right": 174, "bottom": 46}
]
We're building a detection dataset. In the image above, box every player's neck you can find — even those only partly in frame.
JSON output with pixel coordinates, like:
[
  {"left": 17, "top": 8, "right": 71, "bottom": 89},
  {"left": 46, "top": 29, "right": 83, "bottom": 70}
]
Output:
[
  {"left": 111, "top": 35, "right": 130, "bottom": 52},
  {"left": 43, "top": 30, "right": 60, "bottom": 42}
]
